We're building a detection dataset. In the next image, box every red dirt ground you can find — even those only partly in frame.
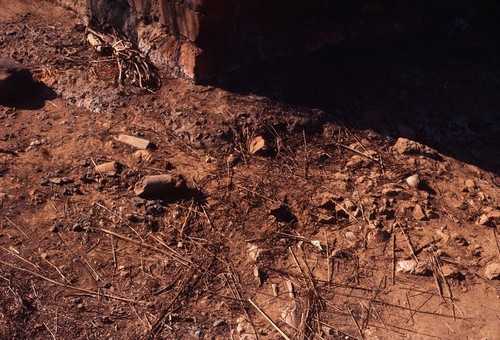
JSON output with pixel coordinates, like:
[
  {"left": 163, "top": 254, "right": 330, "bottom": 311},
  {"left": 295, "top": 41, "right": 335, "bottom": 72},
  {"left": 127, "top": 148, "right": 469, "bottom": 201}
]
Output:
[{"left": 1, "top": 1, "right": 500, "bottom": 339}]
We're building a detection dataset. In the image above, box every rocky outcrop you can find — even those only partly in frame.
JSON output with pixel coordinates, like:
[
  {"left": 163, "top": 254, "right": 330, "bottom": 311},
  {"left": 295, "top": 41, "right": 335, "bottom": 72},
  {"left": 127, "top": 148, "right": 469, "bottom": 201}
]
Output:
[{"left": 51, "top": 0, "right": 499, "bottom": 82}]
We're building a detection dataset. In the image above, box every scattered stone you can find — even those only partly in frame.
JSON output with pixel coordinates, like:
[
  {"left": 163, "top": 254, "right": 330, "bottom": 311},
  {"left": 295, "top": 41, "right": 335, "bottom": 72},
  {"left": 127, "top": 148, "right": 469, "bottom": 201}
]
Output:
[
  {"left": 484, "top": 207, "right": 500, "bottom": 222},
  {"left": 249, "top": 136, "right": 268, "bottom": 156},
  {"left": 345, "top": 231, "right": 357, "bottom": 242},
  {"left": 317, "top": 214, "right": 336, "bottom": 224},
  {"left": 452, "top": 233, "right": 469, "bottom": 246},
  {"left": 285, "top": 280, "right": 295, "bottom": 298},
  {"left": 131, "top": 197, "right": 144, "bottom": 207},
  {"left": 26, "top": 139, "right": 46, "bottom": 151},
  {"left": 281, "top": 301, "right": 300, "bottom": 328},
  {"left": 95, "top": 161, "right": 122, "bottom": 173},
  {"left": 133, "top": 150, "right": 153, "bottom": 162},
  {"left": 413, "top": 204, "right": 428, "bottom": 221},
  {"left": 477, "top": 214, "right": 493, "bottom": 227},
  {"left": 484, "top": 263, "right": 500, "bottom": 280},
  {"left": 426, "top": 209, "right": 438, "bottom": 219},
  {"left": 116, "top": 134, "right": 155, "bottom": 149},
  {"left": 343, "top": 199, "right": 357, "bottom": 212},
  {"left": 393, "top": 137, "right": 439, "bottom": 159},
  {"left": 396, "top": 259, "right": 429, "bottom": 275},
  {"left": 48, "top": 177, "right": 74, "bottom": 185},
  {"left": 435, "top": 229, "right": 450, "bottom": 243},
  {"left": 253, "top": 266, "right": 263, "bottom": 285},
  {"left": 104, "top": 140, "right": 117, "bottom": 150},
  {"left": 464, "top": 179, "right": 477, "bottom": 191},
  {"left": 310, "top": 240, "right": 325, "bottom": 252},
  {"left": 477, "top": 192, "right": 488, "bottom": 201},
  {"left": 247, "top": 243, "right": 263, "bottom": 262},
  {"left": 406, "top": 174, "right": 421, "bottom": 188},
  {"left": 72, "top": 223, "right": 84, "bottom": 232},
  {"left": 0, "top": 58, "right": 35, "bottom": 102},
  {"left": 441, "top": 265, "right": 463, "bottom": 280},
  {"left": 271, "top": 283, "right": 279, "bottom": 297},
  {"left": 134, "top": 174, "right": 188, "bottom": 200},
  {"left": 213, "top": 320, "right": 225, "bottom": 328},
  {"left": 226, "top": 153, "right": 240, "bottom": 167}
]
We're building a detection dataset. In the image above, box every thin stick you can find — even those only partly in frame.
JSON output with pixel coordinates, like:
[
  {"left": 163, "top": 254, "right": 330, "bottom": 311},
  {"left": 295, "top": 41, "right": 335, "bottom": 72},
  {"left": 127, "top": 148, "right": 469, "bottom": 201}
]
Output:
[
  {"left": 248, "top": 298, "right": 291, "bottom": 340},
  {"left": 324, "top": 230, "right": 331, "bottom": 287},
  {"left": 45, "top": 259, "right": 72, "bottom": 285},
  {"left": 180, "top": 201, "right": 194, "bottom": 235},
  {"left": 348, "top": 306, "right": 364, "bottom": 339},
  {"left": 43, "top": 322, "right": 57, "bottom": 340},
  {"left": 405, "top": 292, "right": 415, "bottom": 325},
  {"left": 94, "top": 202, "right": 144, "bottom": 241},
  {"left": 0, "top": 260, "right": 138, "bottom": 303},
  {"left": 5, "top": 217, "right": 29, "bottom": 239},
  {"left": 397, "top": 223, "right": 418, "bottom": 262},
  {"left": 303, "top": 129, "right": 309, "bottom": 179},
  {"left": 110, "top": 235, "right": 117, "bottom": 270},
  {"left": 391, "top": 232, "right": 396, "bottom": 285},
  {"left": 93, "top": 228, "right": 191, "bottom": 267},
  {"left": 493, "top": 229, "right": 500, "bottom": 259},
  {"left": 316, "top": 319, "right": 358, "bottom": 339},
  {"left": 405, "top": 294, "right": 433, "bottom": 323},
  {"left": 334, "top": 143, "right": 379, "bottom": 162},
  {"left": 336, "top": 203, "right": 359, "bottom": 222},
  {"left": 236, "top": 185, "right": 284, "bottom": 205},
  {"left": 148, "top": 234, "right": 192, "bottom": 266},
  {"left": 0, "top": 245, "right": 42, "bottom": 271}
]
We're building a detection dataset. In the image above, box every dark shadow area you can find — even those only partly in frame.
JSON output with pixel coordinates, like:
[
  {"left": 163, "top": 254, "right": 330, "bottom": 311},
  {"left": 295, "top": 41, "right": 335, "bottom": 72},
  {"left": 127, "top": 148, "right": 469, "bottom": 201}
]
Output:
[
  {"left": 210, "top": 20, "right": 500, "bottom": 175},
  {"left": 0, "top": 81, "right": 57, "bottom": 110}
]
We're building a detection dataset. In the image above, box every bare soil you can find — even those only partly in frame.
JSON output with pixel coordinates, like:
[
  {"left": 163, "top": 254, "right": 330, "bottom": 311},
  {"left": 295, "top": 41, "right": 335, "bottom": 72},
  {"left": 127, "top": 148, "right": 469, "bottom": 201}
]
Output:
[{"left": 1, "top": 1, "right": 500, "bottom": 339}]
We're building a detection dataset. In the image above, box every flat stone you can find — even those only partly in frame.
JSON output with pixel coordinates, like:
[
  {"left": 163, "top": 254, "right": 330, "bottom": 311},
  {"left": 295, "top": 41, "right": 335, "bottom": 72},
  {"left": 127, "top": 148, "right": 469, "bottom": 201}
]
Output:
[
  {"left": 478, "top": 214, "right": 492, "bottom": 227},
  {"left": 394, "top": 137, "right": 438, "bottom": 159},
  {"left": 0, "top": 58, "right": 35, "bottom": 101},
  {"left": 317, "top": 214, "right": 336, "bottom": 224},
  {"left": 441, "top": 265, "right": 463, "bottom": 279},
  {"left": 484, "top": 262, "right": 500, "bottom": 280},
  {"left": 413, "top": 204, "right": 428, "bottom": 221},
  {"left": 406, "top": 174, "right": 420, "bottom": 188},
  {"left": 249, "top": 136, "right": 268, "bottom": 156},
  {"left": 464, "top": 179, "right": 477, "bottom": 191},
  {"left": 134, "top": 174, "right": 188, "bottom": 200},
  {"left": 396, "top": 259, "right": 429, "bottom": 275},
  {"left": 117, "top": 134, "right": 154, "bottom": 149}
]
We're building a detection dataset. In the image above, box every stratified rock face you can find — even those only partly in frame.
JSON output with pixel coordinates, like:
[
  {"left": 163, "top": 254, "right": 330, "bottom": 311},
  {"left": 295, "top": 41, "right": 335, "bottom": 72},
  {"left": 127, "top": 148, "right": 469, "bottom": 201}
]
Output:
[
  {"left": 0, "top": 58, "right": 34, "bottom": 101},
  {"left": 51, "top": 0, "right": 497, "bottom": 81}
]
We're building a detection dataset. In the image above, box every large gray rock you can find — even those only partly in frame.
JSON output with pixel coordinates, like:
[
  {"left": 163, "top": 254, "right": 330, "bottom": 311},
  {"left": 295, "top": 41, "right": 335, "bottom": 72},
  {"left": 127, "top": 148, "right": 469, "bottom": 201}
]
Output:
[{"left": 0, "top": 58, "right": 34, "bottom": 101}]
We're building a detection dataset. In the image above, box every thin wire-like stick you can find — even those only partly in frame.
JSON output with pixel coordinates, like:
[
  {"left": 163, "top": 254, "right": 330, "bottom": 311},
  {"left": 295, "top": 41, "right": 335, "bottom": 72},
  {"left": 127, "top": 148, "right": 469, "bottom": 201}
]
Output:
[
  {"left": 0, "top": 260, "right": 138, "bottom": 303},
  {"left": 248, "top": 298, "right": 291, "bottom": 340},
  {"left": 5, "top": 217, "right": 29, "bottom": 239},
  {"left": 94, "top": 202, "right": 144, "bottom": 241}
]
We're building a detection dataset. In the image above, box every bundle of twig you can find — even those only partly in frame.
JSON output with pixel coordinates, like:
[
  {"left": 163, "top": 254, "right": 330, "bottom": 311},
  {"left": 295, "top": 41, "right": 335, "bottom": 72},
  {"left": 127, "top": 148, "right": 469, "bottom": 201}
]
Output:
[{"left": 86, "top": 26, "right": 161, "bottom": 91}]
